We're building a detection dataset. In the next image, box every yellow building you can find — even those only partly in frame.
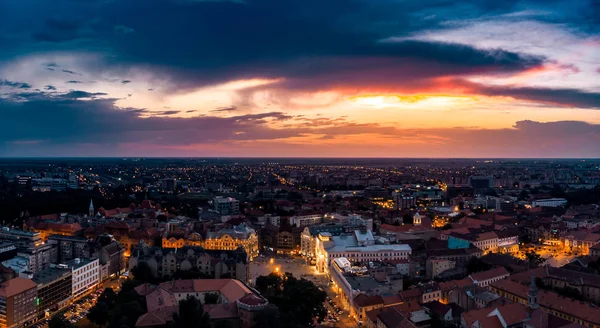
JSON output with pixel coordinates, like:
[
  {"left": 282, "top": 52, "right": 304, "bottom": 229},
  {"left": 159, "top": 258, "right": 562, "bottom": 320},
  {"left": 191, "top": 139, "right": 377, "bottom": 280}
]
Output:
[{"left": 162, "top": 225, "right": 259, "bottom": 259}]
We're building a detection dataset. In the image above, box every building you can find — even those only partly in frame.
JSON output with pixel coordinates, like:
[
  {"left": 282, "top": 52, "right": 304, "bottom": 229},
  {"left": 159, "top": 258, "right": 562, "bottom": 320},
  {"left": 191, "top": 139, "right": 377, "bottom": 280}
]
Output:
[
  {"left": 204, "top": 224, "right": 259, "bottom": 259},
  {"left": 562, "top": 231, "right": 600, "bottom": 255},
  {"left": 300, "top": 225, "right": 345, "bottom": 262},
  {"left": 32, "top": 222, "right": 83, "bottom": 242},
  {"left": 511, "top": 266, "right": 600, "bottom": 304},
  {"left": 426, "top": 259, "right": 455, "bottom": 279},
  {"left": 490, "top": 278, "right": 600, "bottom": 327},
  {"left": 213, "top": 197, "right": 240, "bottom": 215},
  {"left": 290, "top": 214, "right": 323, "bottom": 228},
  {"left": 496, "top": 229, "right": 520, "bottom": 254},
  {"left": 134, "top": 279, "right": 273, "bottom": 328},
  {"left": 162, "top": 224, "right": 259, "bottom": 260},
  {"left": 47, "top": 235, "right": 92, "bottom": 263},
  {"left": 468, "top": 267, "right": 510, "bottom": 288},
  {"left": 0, "top": 278, "right": 38, "bottom": 328},
  {"left": 469, "top": 176, "right": 494, "bottom": 191},
  {"left": 31, "top": 266, "right": 73, "bottom": 316},
  {"left": 461, "top": 302, "right": 530, "bottom": 328},
  {"left": 532, "top": 198, "right": 568, "bottom": 208},
  {"left": 450, "top": 231, "right": 498, "bottom": 254},
  {"left": 129, "top": 245, "right": 249, "bottom": 282},
  {"left": 329, "top": 258, "right": 403, "bottom": 321},
  {"left": 98, "top": 241, "right": 125, "bottom": 280},
  {"left": 314, "top": 230, "right": 411, "bottom": 274},
  {"left": 67, "top": 258, "right": 99, "bottom": 299},
  {"left": 0, "top": 227, "right": 41, "bottom": 250}
]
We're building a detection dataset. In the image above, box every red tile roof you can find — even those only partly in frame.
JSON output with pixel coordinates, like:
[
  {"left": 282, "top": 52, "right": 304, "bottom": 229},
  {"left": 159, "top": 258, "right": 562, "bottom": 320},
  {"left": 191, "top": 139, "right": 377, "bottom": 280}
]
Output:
[
  {"left": 353, "top": 294, "right": 383, "bottom": 308},
  {"left": 469, "top": 267, "right": 510, "bottom": 283},
  {"left": 0, "top": 278, "right": 37, "bottom": 298}
]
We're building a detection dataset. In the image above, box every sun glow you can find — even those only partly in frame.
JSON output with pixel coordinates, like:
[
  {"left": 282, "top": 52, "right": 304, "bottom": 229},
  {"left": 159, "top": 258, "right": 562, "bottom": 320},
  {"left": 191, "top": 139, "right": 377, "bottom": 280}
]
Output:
[{"left": 348, "top": 94, "right": 477, "bottom": 109}]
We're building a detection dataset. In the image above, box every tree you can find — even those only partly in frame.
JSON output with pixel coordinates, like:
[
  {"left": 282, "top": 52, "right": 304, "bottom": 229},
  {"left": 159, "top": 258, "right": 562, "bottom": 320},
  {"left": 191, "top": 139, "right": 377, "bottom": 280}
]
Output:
[
  {"left": 525, "top": 251, "right": 545, "bottom": 267},
  {"left": 98, "top": 288, "right": 118, "bottom": 309},
  {"left": 173, "top": 296, "right": 210, "bottom": 328},
  {"left": 255, "top": 273, "right": 326, "bottom": 327},
  {"left": 50, "top": 313, "right": 74, "bottom": 328},
  {"left": 204, "top": 292, "right": 219, "bottom": 304},
  {"left": 467, "top": 257, "right": 492, "bottom": 274},
  {"left": 87, "top": 301, "right": 110, "bottom": 326},
  {"left": 131, "top": 262, "right": 155, "bottom": 284}
]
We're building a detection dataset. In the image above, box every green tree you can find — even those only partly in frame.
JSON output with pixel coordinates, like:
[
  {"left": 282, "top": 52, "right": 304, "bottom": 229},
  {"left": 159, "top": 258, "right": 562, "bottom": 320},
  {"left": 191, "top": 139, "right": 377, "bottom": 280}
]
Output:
[
  {"left": 172, "top": 296, "right": 210, "bottom": 328},
  {"left": 204, "top": 292, "right": 219, "bottom": 304},
  {"left": 255, "top": 273, "right": 326, "bottom": 327},
  {"left": 467, "top": 257, "right": 492, "bottom": 274},
  {"left": 525, "top": 251, "right": 545, "bottom": 267},
  {"left": 49, "top": 312, "right": 74, "bottom": 328},
  {"left": 87, "top": 301, "right": 110, "bottom": 326},
  {"left": 131, "top": 262, "right": 155, "bottom": 284}
]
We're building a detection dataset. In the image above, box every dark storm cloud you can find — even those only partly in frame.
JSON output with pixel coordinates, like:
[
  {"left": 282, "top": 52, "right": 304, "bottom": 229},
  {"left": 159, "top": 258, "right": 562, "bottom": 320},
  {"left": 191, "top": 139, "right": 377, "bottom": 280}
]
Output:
[
  {"left": 1, "top": 94, "right": 598, "bottom": 157},
  {"left": 44, "top": 85, "right": 57, "bottom": 90},
  {"left": 0, "top": 80, "right": 32, "bottom": 89},
  {"left": 0, "top": 0, "right": 562, "bottom": 92},
  {"left": 61, "top": 90, "right": 107, "bottom": 99},
  {"left": 211, "top": 106, "right": 238, "bottom": 113},
  {"left": 61, "top": 69, "right": 80, "bottom": 75}
]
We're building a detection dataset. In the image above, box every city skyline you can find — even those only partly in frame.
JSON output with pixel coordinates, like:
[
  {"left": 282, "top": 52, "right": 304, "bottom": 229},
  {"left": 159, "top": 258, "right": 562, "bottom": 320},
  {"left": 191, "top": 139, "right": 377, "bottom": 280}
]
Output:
[{"left": 1, "top": 0, "right": 599, "bottom": 157}]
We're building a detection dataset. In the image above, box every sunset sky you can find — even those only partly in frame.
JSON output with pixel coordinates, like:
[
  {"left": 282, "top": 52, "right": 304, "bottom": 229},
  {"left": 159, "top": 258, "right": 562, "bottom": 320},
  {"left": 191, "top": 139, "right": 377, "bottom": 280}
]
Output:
[{"left": 1, "top": 0, "right": 599, "bottom": 157}]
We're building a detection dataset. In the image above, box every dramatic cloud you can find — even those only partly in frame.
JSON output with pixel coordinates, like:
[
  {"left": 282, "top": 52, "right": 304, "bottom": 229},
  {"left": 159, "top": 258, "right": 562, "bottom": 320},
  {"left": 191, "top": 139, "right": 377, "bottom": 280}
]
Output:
[{"left": 0, "top": 0, "right": 598, "bottom": 157}]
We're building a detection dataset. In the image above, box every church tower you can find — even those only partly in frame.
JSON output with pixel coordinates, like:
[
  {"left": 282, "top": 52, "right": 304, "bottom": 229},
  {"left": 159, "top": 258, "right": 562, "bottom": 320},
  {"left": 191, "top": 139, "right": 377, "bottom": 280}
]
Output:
[
  {"left": 413, "top": 212, "right": 422, "bottom": 226},
  {"left": 528, "top": 275, "right": 539, "bottom": 309},
  {"left": 89, "top": 199, "right": 95, "bottom": 217}
]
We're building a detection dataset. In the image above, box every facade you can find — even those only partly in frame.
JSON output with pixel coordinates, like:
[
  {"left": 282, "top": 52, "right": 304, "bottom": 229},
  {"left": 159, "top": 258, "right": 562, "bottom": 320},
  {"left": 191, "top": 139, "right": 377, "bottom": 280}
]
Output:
[
  {"left": 531, "top": 198, "right": 568, "bottom": 207},
  {"left": 31, "top": 267, "right": 73, "bottom": 316},
  {"left": 162, "top": 225, "right": 259, "bottom": 260},
  {"left": 315, "top": 230, "right": 411, "bottom": 274},
  {"left": 468, "top": 267, "right": 510, "bottom": 288},
  {"left": 495, "top": 229, "right": 520, "bottom": 254},
  {"left": 213, "top": 197, "right": 240, "bottom": 215},
  {"left": 32, "top": 222, "right": 82, "bottom": 242},
  {"left": 129, "top": 245, "right": 249, "bottom": 282},
  {"left": 204, "top": 224, "right": 259, "bottom": 259},
  {"left": 99, "top": 241, "right": 125, "bottom": 279},
  {"left": 134, "top": 279, "right": 272, "bottom": 328},
  {"left": 68, "top": 258, "right": 99, "bottom": 299},
  {"left": 290, "top": 214, "right": 322, "bottom": 228},
  {"left": 490, "top": 278, "right": 600, "bottom": 327},
  {"left": 0, "top": 278, "right": 38, "bottom": 328},
  {"left": 47, "top": 235, "right": 91, "bottom": 263},
  {"left": 426, "top": 259, "right": 455, "bottom": 279},
  {"left": 301, "top": 225, "right": 345, "bottom": 261}
]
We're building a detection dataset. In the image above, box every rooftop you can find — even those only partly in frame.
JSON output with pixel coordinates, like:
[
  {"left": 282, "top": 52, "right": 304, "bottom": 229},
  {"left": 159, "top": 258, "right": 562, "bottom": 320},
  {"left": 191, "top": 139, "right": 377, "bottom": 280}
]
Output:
[
  {"left": 0, "top": 277, "right": 37, "bottom": 297},
  {"left": 32, "top": 267, "right": 71, "bottom": 285}
]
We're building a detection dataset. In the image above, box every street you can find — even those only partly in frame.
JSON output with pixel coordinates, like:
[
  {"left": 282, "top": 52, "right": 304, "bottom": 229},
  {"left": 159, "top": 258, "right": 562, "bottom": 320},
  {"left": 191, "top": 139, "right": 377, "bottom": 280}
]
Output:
[{"left": 249, "top": 256, "right": 355, "bottom": 327}]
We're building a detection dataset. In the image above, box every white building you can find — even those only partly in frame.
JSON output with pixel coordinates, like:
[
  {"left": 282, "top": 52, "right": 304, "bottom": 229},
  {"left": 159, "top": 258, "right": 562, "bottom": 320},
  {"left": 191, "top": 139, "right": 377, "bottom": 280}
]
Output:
[
  {"left": 315, "top": 230, "right": 411, "bottom": 274},
  {"left": 531, "top": 198, "right": 567, "bottom": 208},
  {"left": 213, "top": 197, "right": 240, "bottom": 215},
  {"left": 291, "top": 214, "right": 322, "bottom": 228},
  {"left": 69, "top": 258, "right": 100, "bottom": 299}
]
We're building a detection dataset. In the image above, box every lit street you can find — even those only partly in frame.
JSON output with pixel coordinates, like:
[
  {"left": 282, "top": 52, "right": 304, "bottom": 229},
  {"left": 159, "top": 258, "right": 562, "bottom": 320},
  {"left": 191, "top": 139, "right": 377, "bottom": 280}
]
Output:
[{"left": 249, "top": 256, "right": 355, "bottom": 327}]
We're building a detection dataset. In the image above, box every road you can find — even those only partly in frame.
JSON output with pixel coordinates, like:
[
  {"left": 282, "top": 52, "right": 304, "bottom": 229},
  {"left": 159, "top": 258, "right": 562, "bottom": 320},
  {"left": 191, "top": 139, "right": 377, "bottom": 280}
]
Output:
[{"left": 249, "top": 256, "right": 355, "bottom": 327}]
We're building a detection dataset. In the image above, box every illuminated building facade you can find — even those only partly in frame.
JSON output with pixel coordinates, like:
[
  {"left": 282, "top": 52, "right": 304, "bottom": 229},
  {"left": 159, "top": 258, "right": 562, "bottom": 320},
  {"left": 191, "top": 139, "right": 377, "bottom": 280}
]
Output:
[{"left": 162, "top": 224, "right": 258, "bottom": 259}]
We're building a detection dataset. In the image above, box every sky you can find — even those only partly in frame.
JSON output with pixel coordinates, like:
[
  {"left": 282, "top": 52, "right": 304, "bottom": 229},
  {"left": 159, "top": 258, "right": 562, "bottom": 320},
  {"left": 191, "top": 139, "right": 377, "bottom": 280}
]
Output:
[{"left": 0, "top": 0, "right": 599, "bottom": 158}]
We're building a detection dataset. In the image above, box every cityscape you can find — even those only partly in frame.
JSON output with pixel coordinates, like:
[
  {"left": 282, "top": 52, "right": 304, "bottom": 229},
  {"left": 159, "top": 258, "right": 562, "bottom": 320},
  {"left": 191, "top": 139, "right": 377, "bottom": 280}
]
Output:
[
  {"left": 0, "top": 158, "right": 599, "bottom": 328},
  {"left": 1, "top": 0, "right": 600, "bottom": 327}
]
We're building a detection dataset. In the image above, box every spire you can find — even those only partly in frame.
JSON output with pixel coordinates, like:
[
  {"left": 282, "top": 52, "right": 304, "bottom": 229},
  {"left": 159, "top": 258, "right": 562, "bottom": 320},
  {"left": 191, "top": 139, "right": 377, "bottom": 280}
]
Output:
[
  {"left": 89, "top": 199, "right": 95, "bottom": 217},
  {"left": 528, "top": 275, "right": 539, "bottom": 309}
]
